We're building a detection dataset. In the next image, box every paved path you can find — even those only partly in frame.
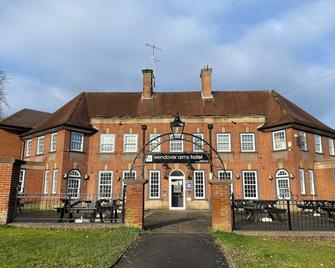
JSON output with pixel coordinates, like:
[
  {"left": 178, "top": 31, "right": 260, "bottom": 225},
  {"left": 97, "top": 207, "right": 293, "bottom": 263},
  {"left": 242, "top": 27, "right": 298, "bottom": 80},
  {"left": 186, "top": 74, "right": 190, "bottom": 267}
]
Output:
[{"left": 114, "top": 210, "right": 228, "bottom": 268}]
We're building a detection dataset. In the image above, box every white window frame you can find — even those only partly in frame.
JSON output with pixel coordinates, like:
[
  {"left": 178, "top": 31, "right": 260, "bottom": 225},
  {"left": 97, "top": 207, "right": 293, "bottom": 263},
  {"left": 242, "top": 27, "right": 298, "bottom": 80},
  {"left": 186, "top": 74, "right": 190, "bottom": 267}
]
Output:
[
  {"left": 50, "top": 133, "right": 58, "bottom": 152},
  {"left": 98, "top": 171, "right": 113, "bottom": 199},
  {"left": 36, "top": 136, "right": 45, "bottom": 155},
  {"left": 122, "top": 170, "right": 137, "bottom": 196},
  {"left": 25, "top": 139, "right": 32, "bottom": 157},
  {"left": 275, "top": 170, "right": 291, "bottom": 200},
  {"left": 100, "top": 134, "right": 115, "bottom": 153},
  {"left": 18, "top": 169, "right": 26, "bottom": 193},
  {"left": 52, "top": 169, "right": 58, "bottom": 194},
  {"left": 309, "top": 170, "right": 316, "bottom": 195},
  {"left": 298, "top": 131, "right": 307, "bottom": 151},
  {"left": 329, "top": 138, "right": 335, "bottom": 156},
  {"left": 149, "top": 134, "right": 161, "bottom": 153},
  {"left": 43, "top": 170, "right": 49, "bottom": 194},
  {"left": 217, "top": 133, "right": 231, "bottom": 152},
  {"left": 240, "top": 133, "right": 256, "bottom": 152},
  {"left": 242, "top": 171, "right": 258, "bottom": 199},
  {"left": 272, "top": 130, "right": 287, "bottom": 151},
  {"left": 314, "top": 135, "right": 322, "bottom": 153},
  {"left": 193, "top": 133, "right": 204, "bottom": 152},
  {"left": 194, "top": 170, "right": 205, "bottom": 199},
  {"left": 170, "top": 134, "right": 184, "bottom": 152},
  {"left": 149, "top": 170, "right": 160, "bottom": 199},
  {"left": 123, "top": 134, "right": 138, "bottom": 153},
  {"left": 70, "top": 132, "right": 84, "bottom": 152},
  {"left": 299, "top": 169, "right": 306, "bottom": 195},
  {"left": 218, "top": 170, "right": 233, "bottom": 193},
  {"left": 67, "top": 170, "right": 81, "bottom": 198}
]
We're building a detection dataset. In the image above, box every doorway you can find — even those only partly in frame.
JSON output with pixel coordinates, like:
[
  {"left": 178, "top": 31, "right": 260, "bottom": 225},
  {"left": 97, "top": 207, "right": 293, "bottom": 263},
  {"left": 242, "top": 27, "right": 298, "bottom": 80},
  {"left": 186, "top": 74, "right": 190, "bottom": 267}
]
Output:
[{"left": 169, "top": 169, "right": 185, "bottom": 210}]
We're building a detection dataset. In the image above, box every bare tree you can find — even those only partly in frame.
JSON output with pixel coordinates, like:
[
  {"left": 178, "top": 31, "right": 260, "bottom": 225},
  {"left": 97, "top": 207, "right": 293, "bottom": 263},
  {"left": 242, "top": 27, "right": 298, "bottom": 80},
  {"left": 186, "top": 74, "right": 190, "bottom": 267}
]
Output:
[{"left": 0, "top": 70, "right": 8, "bottom": 117}]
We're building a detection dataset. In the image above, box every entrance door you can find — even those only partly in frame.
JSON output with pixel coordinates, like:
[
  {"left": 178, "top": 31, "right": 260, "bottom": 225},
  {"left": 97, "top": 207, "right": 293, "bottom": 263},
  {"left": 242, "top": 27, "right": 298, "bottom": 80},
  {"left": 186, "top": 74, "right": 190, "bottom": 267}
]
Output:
[{"left": 169, "top": 170, "right": 185, "bottom": 210}]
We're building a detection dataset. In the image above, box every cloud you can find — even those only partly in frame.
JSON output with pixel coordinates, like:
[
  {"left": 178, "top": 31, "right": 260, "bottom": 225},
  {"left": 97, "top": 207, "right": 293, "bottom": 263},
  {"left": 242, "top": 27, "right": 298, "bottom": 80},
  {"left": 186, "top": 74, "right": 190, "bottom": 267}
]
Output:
[{"left": 0, "top": 0, "right": 335, "bottom": 128}]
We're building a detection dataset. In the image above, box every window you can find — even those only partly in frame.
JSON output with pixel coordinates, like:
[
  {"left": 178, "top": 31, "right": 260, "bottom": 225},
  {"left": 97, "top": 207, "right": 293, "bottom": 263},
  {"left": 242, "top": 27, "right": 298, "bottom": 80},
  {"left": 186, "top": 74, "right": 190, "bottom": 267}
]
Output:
[
  {"left": 67, "top": 170, "right": 81, "bottom": 198},
  {"left": 217, "top": 133, "right": 231, "bottom": 152},
  {"left": 98, "top": 171, "right": 113, "bottom": 198},
  {"left": 218, "top": 170, "right": 233, "bottom": 193},
  {"left": 52, "top": 170, "right": 58, "bottom": 194},
  {"left": 50, "top": 133, "right": 57, "bottom": 152},
  {"left": 242, "top": 171, "right": 258, "bottom": 199},
  {"left": 299, "top": 169, "right": 306, "bottom": 195},
  {"left": 37, "top": 136, "right": 45, "bottom": 155},
  {"left": 149, "top": 134, "right": 161, "bottom": 153},
  {"left": 309, "top": 170, "right": 316, "bottom": 195},
  {"left": 122, "top": 171, "right": 136, "bottom": 180},
  {"left": 149, "top": 171, "right": 160, "bottom": 199},
  {"left": 194, "top": 170, "right": 205, "bottom": 199},
  {"left": 314, "top": 135, "right": 322, "bottom": 153},
  {"left": 70, "top": 132, "right": 84, "bottom": 152},
  {"left": 43, "top": 170, "right": 49, "bottom": 194},
  {"left": 193, "top": 133, "right": 204, "bottom": 152},
  {"left": 240, "top": 133, "right": 255, "bottom": 152},
  {"left": 298, "top": 131, "right": 307, "bottom": 151},
  {"left": 100, "top": 134, "right": 115, "bottom": 153},
  {"left": 272, "top": 130, "right": 287, "bottom": 150},
  {"left": 275, "top": 169, "right": 291, "bottom": 199},
  {"left": 329, "top": 138, "right": 335, "bottom": 156},
  {"left": 123, "top": 134, "right": 138, "bottom": 153},
  {"left": 25, "top": 139, "right": 32, "bottom": 157},
  {"left": 170, "top": 134, "right": 183, "bottom": 152},
  {"left": 18, "top": 170, "right": 26, "bottom": 193}
]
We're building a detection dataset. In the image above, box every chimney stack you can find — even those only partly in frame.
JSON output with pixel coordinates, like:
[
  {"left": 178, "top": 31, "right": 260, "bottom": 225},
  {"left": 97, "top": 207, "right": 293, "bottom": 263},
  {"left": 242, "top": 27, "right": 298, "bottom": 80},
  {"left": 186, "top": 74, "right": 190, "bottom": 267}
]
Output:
[
  {"left": 200, "top": 65, "right": 213, "bottom": 99},
  {"left": 142, "top": 69, "right": 154, "bottom": 99}
]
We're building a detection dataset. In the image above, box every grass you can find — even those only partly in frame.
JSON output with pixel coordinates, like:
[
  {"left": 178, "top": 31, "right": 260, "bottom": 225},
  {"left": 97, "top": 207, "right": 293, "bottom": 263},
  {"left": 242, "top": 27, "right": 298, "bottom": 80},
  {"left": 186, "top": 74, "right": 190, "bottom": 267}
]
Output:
[
  {"left": 215, "top": 232, "right": 335, "bottom": 268},
  {"left": 0, "top": 225, "right": 139, "bottom": 268}
]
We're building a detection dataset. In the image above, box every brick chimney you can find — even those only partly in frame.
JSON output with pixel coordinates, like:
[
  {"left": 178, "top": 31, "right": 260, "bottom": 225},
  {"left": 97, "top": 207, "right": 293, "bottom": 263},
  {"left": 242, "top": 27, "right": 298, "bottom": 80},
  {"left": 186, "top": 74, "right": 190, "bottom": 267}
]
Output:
[
  {"left": 142, "top": 69, "right": 154, "bottom": 99},
  {"left": 200, "top": 65, "right": 213, "bottom": 99}
]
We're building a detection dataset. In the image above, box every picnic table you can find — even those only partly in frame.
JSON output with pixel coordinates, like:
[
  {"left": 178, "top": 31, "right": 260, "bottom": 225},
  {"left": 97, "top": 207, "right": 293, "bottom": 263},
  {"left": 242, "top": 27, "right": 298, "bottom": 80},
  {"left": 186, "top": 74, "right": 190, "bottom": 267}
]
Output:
[
  {"left": 242, "top": 200, "right": 287, "bottom": 222},
  {"left": 297, "top": 200, "right": 335, "bottom": 217}
]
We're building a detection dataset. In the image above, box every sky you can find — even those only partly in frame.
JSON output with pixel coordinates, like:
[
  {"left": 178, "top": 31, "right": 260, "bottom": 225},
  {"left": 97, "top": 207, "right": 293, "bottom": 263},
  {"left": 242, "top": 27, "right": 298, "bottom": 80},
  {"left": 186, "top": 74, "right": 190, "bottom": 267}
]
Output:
[{"left": 0, "top": 0, "right": 335, "bottom": 127}]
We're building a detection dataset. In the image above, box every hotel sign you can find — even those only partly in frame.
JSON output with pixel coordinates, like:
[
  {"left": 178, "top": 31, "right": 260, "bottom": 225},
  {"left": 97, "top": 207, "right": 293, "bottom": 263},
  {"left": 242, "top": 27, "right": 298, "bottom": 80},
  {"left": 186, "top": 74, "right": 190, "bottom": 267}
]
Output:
[{"left": 145, "top": 153, "right": 209, "bottom": 163}]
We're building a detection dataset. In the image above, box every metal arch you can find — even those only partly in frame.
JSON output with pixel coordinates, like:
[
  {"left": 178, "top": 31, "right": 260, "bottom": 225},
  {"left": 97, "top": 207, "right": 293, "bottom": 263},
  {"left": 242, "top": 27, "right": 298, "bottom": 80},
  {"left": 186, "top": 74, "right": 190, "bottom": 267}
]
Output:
[{"left": 129, "top": 132, "right": 227, "bottom": 179}]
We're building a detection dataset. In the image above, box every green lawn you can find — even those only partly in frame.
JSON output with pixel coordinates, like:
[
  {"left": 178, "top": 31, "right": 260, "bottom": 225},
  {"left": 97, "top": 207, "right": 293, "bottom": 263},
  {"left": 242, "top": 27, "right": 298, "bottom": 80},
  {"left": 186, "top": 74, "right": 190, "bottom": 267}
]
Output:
[
  {"left": 215, "top": 232, "right": 335, "bottom": 268},
  {"left": 0, "top": 225, "right": 138, "bottom": 268}
]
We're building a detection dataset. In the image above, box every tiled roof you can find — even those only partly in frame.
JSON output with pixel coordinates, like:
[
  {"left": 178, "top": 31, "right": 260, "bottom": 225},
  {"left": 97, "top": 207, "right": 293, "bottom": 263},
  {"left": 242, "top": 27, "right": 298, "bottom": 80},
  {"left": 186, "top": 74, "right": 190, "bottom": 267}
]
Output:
[{"left": 21, "top": 90, "right": 335, "bottom": 137}]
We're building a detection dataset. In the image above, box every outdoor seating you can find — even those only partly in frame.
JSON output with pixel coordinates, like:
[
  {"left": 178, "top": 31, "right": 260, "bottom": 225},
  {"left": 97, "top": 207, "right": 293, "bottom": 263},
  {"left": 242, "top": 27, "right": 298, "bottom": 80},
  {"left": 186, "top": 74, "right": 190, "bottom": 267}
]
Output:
[{"left": 242, "top": 200, "right": 287, "bottom": 222}]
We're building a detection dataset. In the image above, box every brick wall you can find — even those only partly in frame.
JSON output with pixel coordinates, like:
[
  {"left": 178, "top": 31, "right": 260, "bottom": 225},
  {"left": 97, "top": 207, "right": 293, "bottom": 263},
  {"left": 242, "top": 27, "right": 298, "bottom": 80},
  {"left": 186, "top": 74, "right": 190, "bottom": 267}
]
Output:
[{"left": 0, "top": 129, "right": 22, "bottom": 159}]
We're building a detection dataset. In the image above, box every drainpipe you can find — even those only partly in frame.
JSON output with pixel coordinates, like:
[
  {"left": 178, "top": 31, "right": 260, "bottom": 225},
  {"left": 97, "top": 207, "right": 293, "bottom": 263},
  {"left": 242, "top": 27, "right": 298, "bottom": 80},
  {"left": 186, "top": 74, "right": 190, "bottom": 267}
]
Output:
[
  {"left": 141, "top": 125, "right": 147, "bottom": 180},
  {"left": 208, "top": 124, "right": 213, "bottom": 175}
]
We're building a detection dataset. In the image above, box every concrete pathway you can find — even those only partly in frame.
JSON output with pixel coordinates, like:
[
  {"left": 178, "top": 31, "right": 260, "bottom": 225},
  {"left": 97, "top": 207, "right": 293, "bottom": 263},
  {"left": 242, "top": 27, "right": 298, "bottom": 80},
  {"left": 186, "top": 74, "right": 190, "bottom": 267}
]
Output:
[{"left": 114, "top": 210, "right": 228, "bottom": 268}]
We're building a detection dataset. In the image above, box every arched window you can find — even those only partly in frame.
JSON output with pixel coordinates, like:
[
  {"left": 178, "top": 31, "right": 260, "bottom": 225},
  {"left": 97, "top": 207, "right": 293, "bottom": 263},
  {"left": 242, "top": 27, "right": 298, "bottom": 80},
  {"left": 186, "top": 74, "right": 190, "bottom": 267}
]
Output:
[
  {"left": 170, "top": 170, "right": 184, "bottom": 177},
  {"left": 275, "top": 169, "right": 290, "bottom": 200},
  {"left": 67, "top": 169, "right": 81, "bottom": 198}
]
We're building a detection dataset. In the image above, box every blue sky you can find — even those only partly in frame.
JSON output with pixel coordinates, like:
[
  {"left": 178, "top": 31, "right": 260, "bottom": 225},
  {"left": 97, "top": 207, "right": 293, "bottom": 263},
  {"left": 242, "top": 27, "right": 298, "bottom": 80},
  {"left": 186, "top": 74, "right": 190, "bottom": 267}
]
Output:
[{"left": 1, "top": 0, "right": 335, "bottom": 127}]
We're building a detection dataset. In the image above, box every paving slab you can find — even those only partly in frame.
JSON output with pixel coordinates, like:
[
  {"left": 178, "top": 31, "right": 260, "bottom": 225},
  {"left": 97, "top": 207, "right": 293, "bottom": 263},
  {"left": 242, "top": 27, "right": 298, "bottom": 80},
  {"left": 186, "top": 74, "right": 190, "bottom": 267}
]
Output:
[{"left": 114, "top": 233, "right": 228, "bottom": 268}]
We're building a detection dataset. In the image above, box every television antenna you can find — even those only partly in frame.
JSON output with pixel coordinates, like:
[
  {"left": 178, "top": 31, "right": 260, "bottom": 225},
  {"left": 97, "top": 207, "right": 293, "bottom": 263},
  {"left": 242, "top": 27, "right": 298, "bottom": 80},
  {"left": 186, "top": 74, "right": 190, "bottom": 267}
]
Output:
[{"left": 145, "top": 43, "right": 162, "bottom": 71}]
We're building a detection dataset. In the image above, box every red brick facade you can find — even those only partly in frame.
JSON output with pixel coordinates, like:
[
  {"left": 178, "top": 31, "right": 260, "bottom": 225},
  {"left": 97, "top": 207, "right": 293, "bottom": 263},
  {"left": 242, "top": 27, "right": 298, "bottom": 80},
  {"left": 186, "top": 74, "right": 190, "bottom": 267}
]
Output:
[{"left": 0, "top": 129, "right": 22, "bottom": 159}]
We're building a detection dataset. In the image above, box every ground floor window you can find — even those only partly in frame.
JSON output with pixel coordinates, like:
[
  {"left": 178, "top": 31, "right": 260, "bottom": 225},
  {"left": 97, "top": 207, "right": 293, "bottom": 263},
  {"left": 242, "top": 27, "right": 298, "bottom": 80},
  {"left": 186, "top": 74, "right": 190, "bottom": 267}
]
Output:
[
  {"left": 194, "top": 170, "right": 205, "bottom": 199},
  {"left": 67, "top": 170, "right": 81, "bottom": 198},
  {"left": 52, "top": 170, "right": 58, "bottom": 194},
  {"left": 309, "top": 170, "right": 316, "bottom": 195},
  {"left": 43, "top": 170, "right": 49, "bottom": 194},
  {"left": 122, "top": 171, "right": 136, "bottom": 197},
  {"left": 218, "top": 170, "right": 233, "bottom": 193},
  {"left": 242, "top": 171, "right": 258, "bottom": 199},
  {"left": 149, "top": 171, "right": 160, "bottom": 199},
  {"left": 299, "top": 169, "right": 306, "bottom": 195},
  {"left": 18, "top": 170, "right": 26, "bottom": 193},
  {"left": 276, "top": 169, "right": 290, "bottom": 199},
  {"left": 98, "top": 171, "right": 113, "bottom": 199}
]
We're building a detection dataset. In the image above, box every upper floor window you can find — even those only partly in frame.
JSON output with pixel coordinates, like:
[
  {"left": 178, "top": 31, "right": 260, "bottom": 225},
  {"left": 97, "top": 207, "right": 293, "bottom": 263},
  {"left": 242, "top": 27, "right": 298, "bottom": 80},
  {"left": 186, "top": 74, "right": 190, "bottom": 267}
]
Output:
[
  {"left": 217, "top": 133, "right": 231, "bottom": 152},
  {"left": 123, "top": 134, "right": 138, "bottom": 153},
  {"left": 329, "top": 138, "right": 335, "bottom": 156},
  {"left": 98, "top": 171, "right": 113, "bottom": 199},
  {"left": 149, "top": 134, "right": 161, "bottom": 153},
  {"left": 272, "top": 130, "right": 287, "bottom": 151},
  {"left": 100, "top": 134, "right": 115, "bottom": 153},
  {"left": 314, "top": 135, "right": 322, "bottom": 153},
  {"left": 50, "top": 133, "right": 57, "bottom": 152},
  {"left": 170, "top": 134, "right": 183, "bottom": 152},
  {"left": 36, "top": 136, "right": 45, "bottom": 155},
  {"left": 298, "top": 131, "right": 307, "bottom": 151},
  {"left": 25, "top": 139, "right": 32, "bottom": 157},
  {"left": 240, "top": 133, "right": 255, "bottom": 152},
  {"left": 193, "top": 133, "right": 204, "bottom": 152},
  {"left": 70, "top": 132, "right": 84, "bottom": 152}
]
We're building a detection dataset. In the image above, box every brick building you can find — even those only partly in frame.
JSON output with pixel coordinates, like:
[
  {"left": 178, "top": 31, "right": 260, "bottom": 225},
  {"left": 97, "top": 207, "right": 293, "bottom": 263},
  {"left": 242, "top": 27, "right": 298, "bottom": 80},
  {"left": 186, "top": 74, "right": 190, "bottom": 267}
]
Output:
[{"left": 6, "top": 67, "right": 335, "bottom": 210}]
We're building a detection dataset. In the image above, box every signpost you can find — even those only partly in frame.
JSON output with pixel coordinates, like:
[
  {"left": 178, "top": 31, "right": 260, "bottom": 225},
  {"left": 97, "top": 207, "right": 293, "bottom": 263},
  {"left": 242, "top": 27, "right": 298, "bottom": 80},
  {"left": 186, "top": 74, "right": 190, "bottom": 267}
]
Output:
[{"left": 145, "top": 153, "right": 209, "bottom": 163}]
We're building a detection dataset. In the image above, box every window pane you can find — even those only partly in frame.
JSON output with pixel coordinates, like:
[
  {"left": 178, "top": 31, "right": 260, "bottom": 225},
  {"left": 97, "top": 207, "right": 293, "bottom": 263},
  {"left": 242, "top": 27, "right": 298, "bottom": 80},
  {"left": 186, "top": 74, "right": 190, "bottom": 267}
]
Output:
[
  {"left": 194, "top": 171, "right": 205, "bottom": 198},
  {"left": 298, "top": 132, "right": 307, "bottom": 150},
  {"left": 170, "top": 134, "right": 183, "bottom": 152},
  {"left": 37, "top": 137, "right": 45, "bottom": 154},
  {"left": 241, "top": 134, "right": 255, "bottom": 152},
  {"left": 149, "top": 171, "right": 160, "bottom": 198},
  {"left": 243, "top": 171, "right": 258, "bottom": 199},
  {"left": 273, "top": 130, "right": 286, "bottom": 150},
  {"left": 44, "top": 171, "right": 49, "bottom": 194},
  {"left": 314, "top": 135, "right": 322, "bottom": 153},
  {"left": 124, "top": 134, "right": 137, "bottom": 152},
  {"left": 100, "top": 134, "right": 115, "bottom": 152},
  {"left": 50, "top": 133, "right": 57, "bottom": 152},
  {"left": 217, "top": 134, "right": 231, "bottom": 152},
  {"left": 309, "top": 170, "right": 315, "bottom": 195},
  {"left": 52, "top": 170, "right": 58, "bottom": 194},
  {"left": 299, "top": 169, "right": 306, "bottom": 194},
  {"left": 71, "top": 132, "right": 84, "bottom": 151},
  {"left": 329, "top": 138, "right": 335, "bottom": 155},
  {"left": 193, "top": 134, "right": 204, "bottom": 152},
  {"left": 149, "top": 134, "right": 161, "bottom": 153},
  {"left": 99, "top": 171, "right": 113, "bottom": 198}
]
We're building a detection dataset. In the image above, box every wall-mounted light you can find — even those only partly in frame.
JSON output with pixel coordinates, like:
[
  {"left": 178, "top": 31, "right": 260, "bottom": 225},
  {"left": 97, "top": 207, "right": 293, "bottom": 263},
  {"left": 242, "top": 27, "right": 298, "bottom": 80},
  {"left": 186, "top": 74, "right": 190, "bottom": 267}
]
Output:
[
  {"left": 162, "top": 163, "right": 170, "bottom": 172},
  {"left": 290, "top": 174, "right": 295, "bottom": 180},
  {"left": 236, "top": 174, "right": 240, "bottom": 180},
  {"left": 63, "top": 173, "right": 67, "bottom": 179},
  {"left": 84, "top": 174, "right": 89, "bottom": 180},
  {"left": 268, "top": 175, "right": 274, "bottom": 181}
]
